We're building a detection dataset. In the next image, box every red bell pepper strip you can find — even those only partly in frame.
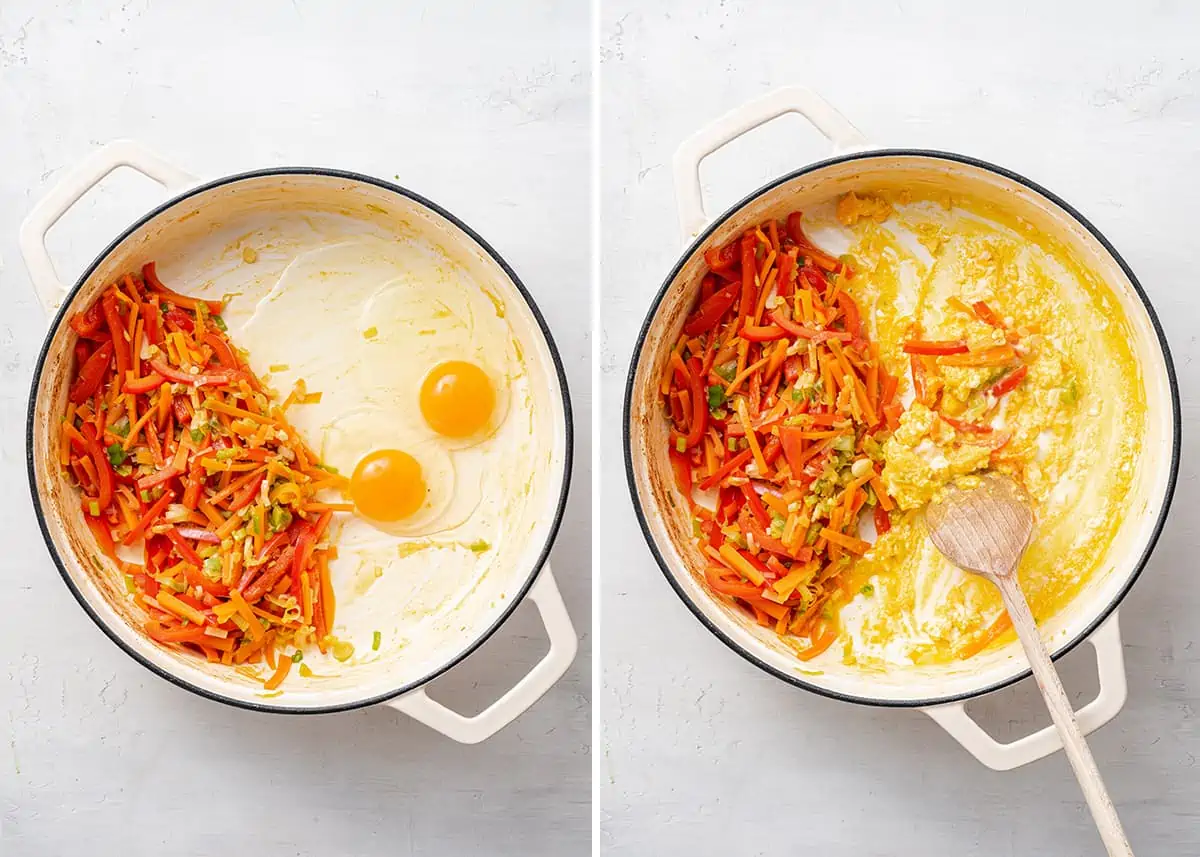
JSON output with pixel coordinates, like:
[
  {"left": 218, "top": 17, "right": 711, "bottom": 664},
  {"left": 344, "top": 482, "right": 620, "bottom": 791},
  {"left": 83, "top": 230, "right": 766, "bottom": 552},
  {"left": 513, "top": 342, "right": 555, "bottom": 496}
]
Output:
[
  {"left": 69, "top": 302, "right": 104, "bottom": 337},
  {"left": 777, "top": 425, "right": 808, "bottom": 478},
  {"left": 202, "top": 332, "right": 239, "bottom": 369},
  {"left": 241, "top": 545, "right": 296, "bottom": 602},
  {"left": 137, "top": 466, "right": 182, "bottom": 491},
  {"left": 683, "top": 283, "right": 739, "bottom": 337},
  {"left": 941, "top": 416, "right": 993, "bottom": 434},
  {"left": 836, "top": 291, "right": 862, "bottom": 339},
  {"left": 703, "top": 241, "right": 739, "bottom": 272},
  {"left": 739, "top": 324, "right": 786, "bottom": 342},
  {"left": 101, "top": 292, "right": 130, "bottom": 385},
  {"left": 874, "top": 505, "right": 891, "bottom": 535},
  {"left": 739, "top": 483, "right": 771, "bottom": 529},
  {"left": 776, "top": 250, "right": 797, "bottom": 298},
  {"left": 987, "top": 364, "right": 1028, "bottom": 398},
  {"left": 972, "top": 300, "right": 1006, "bottom": 329},
  {"left": 142, "top": 299, "right": 163, "bottom": 345},
  {"left": 142, "top": 262, "right": 225, "bottom": 314},
  {"left": 122, "top": 489, "right": 177, "bottom": 546},
  {"left": 163, "top": 307, "right": 195, "bottom": 333},
  {"left": 902, "top": 340, "right": 969, "bottom": 356},
  {"left": 79, "top": 423, "right": 113, "bottom": 512},
  {"left": 739, "top": 232, "right": 757, "bottom": 319},
  {"left": 228, "top": 472, "right": 266, "bottom": 512},
  {"left": 164, "top": 526, "right": 204, "bottom": 568},
  {"left": 69, "top": 340, "right": 114, "bottom": 404},
  {"left": 767, "top": 310, "right": 851, "bottom": 342},
  {"left": 697, "top": 448, "right": 753, "bottom": 491},
  {"left": 123, "top": 372, "right": 165, "bottom": 395},
  {"left": 148, "top": 357, "right": 235, "bottom": 388},
  {"left": 85, "top": 514, "right": 117, "bottom": 559},
  {"left": 682, "top": 361, "right": 708, "bottom": 450},
  {"left": 668, "top": 449, "right": 693, "bottom": 501}
]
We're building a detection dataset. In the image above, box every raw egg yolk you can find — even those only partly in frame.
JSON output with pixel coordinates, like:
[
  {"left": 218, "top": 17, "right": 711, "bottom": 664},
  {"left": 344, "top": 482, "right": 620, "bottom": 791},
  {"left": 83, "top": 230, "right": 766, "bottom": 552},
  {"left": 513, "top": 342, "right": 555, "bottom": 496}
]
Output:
[
  {"left": 350, "top": 449, "right": 425, "bottom": 521},
  {"left": 420, "top": 360, "right": 495, "bottom": 438}
]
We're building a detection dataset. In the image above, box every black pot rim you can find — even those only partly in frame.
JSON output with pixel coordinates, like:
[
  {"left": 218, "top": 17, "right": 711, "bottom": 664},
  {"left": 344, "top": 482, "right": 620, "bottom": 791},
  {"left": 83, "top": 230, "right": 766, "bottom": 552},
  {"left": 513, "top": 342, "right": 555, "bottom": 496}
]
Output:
[
  {"left": 27, "top": 166, "right": 574, "bottom": 715},
  {"left": 624, "top": 147, "right": 1181, "bottom": 709}
]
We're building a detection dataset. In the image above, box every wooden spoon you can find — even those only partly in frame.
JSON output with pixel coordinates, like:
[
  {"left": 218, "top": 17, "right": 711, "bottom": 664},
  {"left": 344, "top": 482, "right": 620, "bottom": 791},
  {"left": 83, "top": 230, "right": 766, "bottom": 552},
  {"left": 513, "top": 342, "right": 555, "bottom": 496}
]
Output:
[{"left": 925, "top": 473, "right": 1133, "bottom": 856}]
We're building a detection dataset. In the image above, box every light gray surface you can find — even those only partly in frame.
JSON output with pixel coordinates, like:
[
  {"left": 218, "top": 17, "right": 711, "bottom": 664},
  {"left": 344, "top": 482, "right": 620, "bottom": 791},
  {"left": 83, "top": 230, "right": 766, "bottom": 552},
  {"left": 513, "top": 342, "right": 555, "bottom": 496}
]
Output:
[
  {"left": 0, "top": 2, "right": 590, "bottom": 855},
  {"left": 600, "top": 2, "right": 1197, "bottom": 855}
]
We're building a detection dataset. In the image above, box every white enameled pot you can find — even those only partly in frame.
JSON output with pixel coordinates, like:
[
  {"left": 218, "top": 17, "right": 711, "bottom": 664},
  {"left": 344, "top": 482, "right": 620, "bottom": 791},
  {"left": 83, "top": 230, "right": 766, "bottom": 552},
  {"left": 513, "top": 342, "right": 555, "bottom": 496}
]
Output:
[
  {"left": 22, "top": 141, "right": 577, "bottom": 744},
  {"left": 625, "top": 88, "right": 1179, "bottom": 770}
]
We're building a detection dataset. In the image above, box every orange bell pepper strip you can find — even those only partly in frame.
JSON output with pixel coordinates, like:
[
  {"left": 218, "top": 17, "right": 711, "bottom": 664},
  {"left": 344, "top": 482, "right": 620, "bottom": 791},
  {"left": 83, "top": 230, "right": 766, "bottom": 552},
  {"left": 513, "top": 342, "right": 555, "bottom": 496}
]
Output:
[{"left": 739, "top": 324, "right": 786, "bottom": 342}]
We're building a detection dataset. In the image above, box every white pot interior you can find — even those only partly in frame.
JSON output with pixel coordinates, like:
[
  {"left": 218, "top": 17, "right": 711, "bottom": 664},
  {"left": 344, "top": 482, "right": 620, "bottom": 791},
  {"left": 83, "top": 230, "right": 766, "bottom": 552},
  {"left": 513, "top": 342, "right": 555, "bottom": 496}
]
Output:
[
  {"left": 31, "top": 173, "right": 569, "bottom": 710},
  {"left": 628, "top": 153, "right": 1175, "bottom": 704}
]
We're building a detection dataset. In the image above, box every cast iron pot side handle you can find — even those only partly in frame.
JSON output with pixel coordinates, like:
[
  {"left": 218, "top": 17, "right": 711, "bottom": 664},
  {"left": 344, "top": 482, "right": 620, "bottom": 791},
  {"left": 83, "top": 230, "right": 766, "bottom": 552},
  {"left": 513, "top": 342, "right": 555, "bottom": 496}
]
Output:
[
  {"left": 672, "top": 86, "right": 868, "bottom": 242},
  {"left": 389, "top": 566, "right": 578, "bottom": 744},
  {"left": 923, "top": 611, "right": 1128, "bottom": 771},
  {"left": 19, "top": 140, "right": 196, "bottom": 316}
]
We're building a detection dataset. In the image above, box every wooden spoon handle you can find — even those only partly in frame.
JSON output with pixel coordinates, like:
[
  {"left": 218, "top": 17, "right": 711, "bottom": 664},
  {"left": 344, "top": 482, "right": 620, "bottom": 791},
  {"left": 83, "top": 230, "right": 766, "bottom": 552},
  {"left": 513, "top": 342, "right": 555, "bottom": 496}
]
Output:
[{"left": 994, "top": 573, "right": 1134, "bottom": 856}]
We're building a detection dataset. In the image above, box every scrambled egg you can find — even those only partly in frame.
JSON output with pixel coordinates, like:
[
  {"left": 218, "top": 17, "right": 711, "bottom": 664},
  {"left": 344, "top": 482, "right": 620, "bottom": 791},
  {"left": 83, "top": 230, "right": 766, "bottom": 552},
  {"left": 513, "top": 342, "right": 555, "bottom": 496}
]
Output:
[
  {"left": 818, "top": 190, "right": 1145, "bottom": 666},
  {"left": 882, "top": 404, "right": 992, "bottom": 510}
]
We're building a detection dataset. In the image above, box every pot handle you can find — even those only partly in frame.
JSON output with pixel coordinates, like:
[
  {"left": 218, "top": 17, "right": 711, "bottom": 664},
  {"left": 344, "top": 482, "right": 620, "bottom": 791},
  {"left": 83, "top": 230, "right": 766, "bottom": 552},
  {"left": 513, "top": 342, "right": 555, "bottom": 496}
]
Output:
[
  {"left": 923, "top": 610, "right": 1127, "bottom": 771},
  {"left": 672, "top": 86, "right": 868, "bottom": 241},
  {"left": 388, "top": 565, "right": 578, "bottom": 744},
  {"left": 19, "top": 140, "right": 196, "bottom": 316}
]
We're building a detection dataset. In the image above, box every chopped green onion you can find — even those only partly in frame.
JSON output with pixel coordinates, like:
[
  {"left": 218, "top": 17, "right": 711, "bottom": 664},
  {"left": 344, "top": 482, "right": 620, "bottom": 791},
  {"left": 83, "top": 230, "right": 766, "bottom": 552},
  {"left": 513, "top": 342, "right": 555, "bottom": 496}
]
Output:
[
  {"left": 109, "top": 416, "right": 130, "bottom": 438},
  {"left": 202, "top": 555, "right": 222, "bottom": 580},
  {"left": 139, "top": 490, "right": 151, "bottom": 503},
  {"left": 832, "top": 435, "right": 855, "bottom": 453},
  {"left": 106, "top": 443, "right": 127, "bottom": 467},
  {"left": 268, "top": 505, "right": 292, "bottom": 533},
  {"left": 714, "top": 361, "right": 737, "bottom": 382},
  {"left": 190, "top": 427, "right": 205, "bottom": 444},
  {"left": 860, "top": 584, "right": 875, "bottom": 596},
  {"left": 291, "top": 650, "right": 303, "bottom": 663},
  {"left": 707, "top": 385, "right": 727, "bottom": 410},
  {"left": 215, "top": 448, "right": 239, "bottom": 461},
  {"left": 372, "top": 631, "right": 382, "bottom": 651},
  {"left": 211, "top": 315, "right": 227, "bottom": 332}
]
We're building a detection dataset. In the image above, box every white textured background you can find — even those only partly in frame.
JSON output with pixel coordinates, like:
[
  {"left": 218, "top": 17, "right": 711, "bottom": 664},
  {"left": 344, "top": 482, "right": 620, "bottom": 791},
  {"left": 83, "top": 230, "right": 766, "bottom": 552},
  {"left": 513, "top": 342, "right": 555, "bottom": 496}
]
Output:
[
  {"left": 601, "top": 2, "right": 1198, "bottom": 855},
  {"left": 0, "top": 2, "right": 590, "bottom": 855}
]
